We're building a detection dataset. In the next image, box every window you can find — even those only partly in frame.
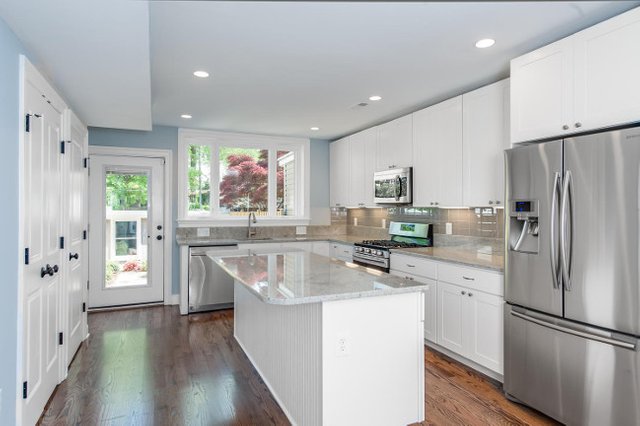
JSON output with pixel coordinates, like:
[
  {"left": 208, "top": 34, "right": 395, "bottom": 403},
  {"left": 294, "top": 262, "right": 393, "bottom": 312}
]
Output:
[
  {"left": 178, "top": 129, "right": 310, "bottom": 225},
  {"left": 115, "top": 221, "right": 137, "bottom": 256}
]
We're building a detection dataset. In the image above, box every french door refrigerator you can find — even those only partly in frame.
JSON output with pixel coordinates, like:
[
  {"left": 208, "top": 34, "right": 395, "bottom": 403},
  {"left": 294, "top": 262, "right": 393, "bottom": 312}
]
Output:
[{"left": 504, "top": 126, "right": 640, "bottom": 426}]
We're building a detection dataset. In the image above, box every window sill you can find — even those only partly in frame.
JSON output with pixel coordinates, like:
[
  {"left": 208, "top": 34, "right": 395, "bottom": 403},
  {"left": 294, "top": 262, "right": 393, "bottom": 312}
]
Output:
[{"left": 177, "top": 217, "right": 311, "bottom": 228}]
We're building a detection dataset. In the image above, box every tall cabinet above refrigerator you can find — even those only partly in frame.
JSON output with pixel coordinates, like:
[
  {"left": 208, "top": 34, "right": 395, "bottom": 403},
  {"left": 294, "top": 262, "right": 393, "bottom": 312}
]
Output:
[{"left": 504, "top": 126, "right": 640, "bottom": 426}]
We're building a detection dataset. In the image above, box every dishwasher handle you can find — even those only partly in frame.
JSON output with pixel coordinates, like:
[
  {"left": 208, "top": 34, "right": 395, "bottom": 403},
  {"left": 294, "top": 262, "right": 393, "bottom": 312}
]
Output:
[{"left": 190, "top": 244, "right": 239, "bottom": 256}]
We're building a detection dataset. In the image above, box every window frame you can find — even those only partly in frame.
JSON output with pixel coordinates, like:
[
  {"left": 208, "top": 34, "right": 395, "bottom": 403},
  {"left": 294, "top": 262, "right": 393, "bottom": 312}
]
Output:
[{"left": 177, "top": 128, "right": 310, "bottom": 226}]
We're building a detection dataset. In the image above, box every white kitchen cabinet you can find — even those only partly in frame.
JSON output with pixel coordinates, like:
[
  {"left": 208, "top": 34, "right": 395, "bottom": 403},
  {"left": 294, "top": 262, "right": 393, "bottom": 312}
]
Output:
[
  {"left": 391, "top": 270, "right": 437, "bottom": 343},
  {"left": 510, "top": 38, "right": 573, "bottom": 143},
  {"left": 437, "top": 271, "right": 504, "bottom": 375},
  {"left": 573, "top": 7, "right": 640, "bottom": 133},
  {"left": 413, "top": 96, "right": 463, "bottom": 207},
  {"left": 376, "top": 115, "right": 413, "bottom": 171},
  {"left": 463, "top": 79, "right": 511, "bottom": 207},
  {"left": 349, "top": 128, "right": 377, "bottom": 207},
  {"left": 511, "top": 7, "right": 640, "bottom": 143},
  {"left": 437, "top": 281, "right": 466, "bottom": 354},
  {"left": 329, "top": 137, "right": 350, "bottom": 207},
  {"left": 330, "top": 242, "right": 353, "bottom": 262}
]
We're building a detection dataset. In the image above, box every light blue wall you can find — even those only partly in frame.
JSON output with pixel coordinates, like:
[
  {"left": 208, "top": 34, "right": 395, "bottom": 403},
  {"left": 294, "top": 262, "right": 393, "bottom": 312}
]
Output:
[
  {"left": 89, "top": 128, "right": 331, "bottom": 294},
  {"left": 88, "top": 126, "right": 181, "bottom": 293},
  {"left": 0, "top": 15, "right": 29, "bottom": 426}
]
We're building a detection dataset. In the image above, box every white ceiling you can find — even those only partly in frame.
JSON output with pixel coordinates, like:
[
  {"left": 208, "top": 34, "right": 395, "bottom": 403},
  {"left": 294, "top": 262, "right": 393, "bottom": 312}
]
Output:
[
  {"left": 0, "top": 0, "right": 152, "bottom": 130},
  {"left": 1, "top": 2, "right": 639, "bottom": 138}
]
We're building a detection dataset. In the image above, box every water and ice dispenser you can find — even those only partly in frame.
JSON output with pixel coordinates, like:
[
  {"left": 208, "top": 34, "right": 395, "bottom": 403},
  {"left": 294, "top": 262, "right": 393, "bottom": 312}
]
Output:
[{"left": 509, "top": 200, "right": 539, "bottom": 254}]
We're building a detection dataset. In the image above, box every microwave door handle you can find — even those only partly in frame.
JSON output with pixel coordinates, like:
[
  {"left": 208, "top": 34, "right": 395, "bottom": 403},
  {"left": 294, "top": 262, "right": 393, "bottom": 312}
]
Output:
[{"left": 395, "top": 175, "right": 401, "bottom": 201}]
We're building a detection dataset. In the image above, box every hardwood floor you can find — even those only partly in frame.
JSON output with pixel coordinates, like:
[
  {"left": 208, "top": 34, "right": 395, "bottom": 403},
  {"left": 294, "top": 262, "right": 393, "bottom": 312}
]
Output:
[{"left": 39, "top": 306, "right": 557, "bottom": 425}]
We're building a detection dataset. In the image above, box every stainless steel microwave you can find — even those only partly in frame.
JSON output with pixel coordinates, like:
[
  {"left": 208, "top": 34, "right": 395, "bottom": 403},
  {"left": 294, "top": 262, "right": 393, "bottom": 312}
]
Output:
[{"left": 374, "top": 167, "right": 412, "bottom": 204}]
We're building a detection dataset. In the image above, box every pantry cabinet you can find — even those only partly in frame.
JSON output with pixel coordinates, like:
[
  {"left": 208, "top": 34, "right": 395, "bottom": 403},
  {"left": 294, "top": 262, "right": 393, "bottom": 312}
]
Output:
[
  {"left": 329, "top": 137, "right": 350, "bottom": 207},
  {"left": 376, "top": 115, "right": 413, "bottom": 170},
  {"left": 462, "top": 79, "right": 510, "bottom": 206},
  {"left": 511, "top": 7, "right": 640, "bottom": 143},
  {"left": 413, "top": 96, "right": 463, "bottom": 207}
]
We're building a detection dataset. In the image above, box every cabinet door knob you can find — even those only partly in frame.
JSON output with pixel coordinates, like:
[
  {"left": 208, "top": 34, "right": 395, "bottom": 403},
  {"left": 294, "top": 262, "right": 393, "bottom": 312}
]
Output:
[
  {"left": 430, "top": 202, "right": 434, "bottom": 206},
  {"left": 435, "top": 202, "right": 439, "bottom": 206},
  {"left": 563, "top": 124, "right": 569, "bottom": 130},
  {"left": 488, "top": 200, "right": 494, "bottom": 205},
  {"left": 461, "top": 291, "right": 466, "bottom": 295},
  {"left": 496, "top": 200, "right": 501, "bottom": 205},
  {"left": 468, "top": 293, "right": 473, "bottom": 297},
  {"left": 575, "top": 122, "right": 582, "bottom": 128}
]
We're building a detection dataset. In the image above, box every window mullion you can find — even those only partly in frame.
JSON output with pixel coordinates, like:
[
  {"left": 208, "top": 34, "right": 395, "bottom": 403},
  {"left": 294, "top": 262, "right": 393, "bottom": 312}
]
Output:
[{"left": 268, "top": 149, "right": 276, "bottom": 217}]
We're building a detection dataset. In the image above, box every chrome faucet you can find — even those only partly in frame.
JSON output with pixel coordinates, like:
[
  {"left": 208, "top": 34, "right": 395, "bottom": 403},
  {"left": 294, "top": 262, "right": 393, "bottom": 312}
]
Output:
[{"left": 247, "top": 212, "right": 257, "bottom": 238}]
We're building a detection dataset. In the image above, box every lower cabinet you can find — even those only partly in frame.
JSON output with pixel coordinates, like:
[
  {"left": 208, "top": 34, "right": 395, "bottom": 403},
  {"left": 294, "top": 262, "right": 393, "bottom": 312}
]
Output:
[
  {"left": 390, "top": 254, "right": 504, "bottom": 376},
  {"left": 330, "top": 242, "right": 353, "bottom": 262},
  {"left": 437, "top": 281, "right": 504, "bottom": 374},
  {"left": 391, "top": 270, "right": 437, "bottom": 343}
]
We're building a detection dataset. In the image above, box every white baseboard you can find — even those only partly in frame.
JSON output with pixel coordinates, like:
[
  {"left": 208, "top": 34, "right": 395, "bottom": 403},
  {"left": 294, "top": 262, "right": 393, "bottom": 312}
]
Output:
[{"left": 425, "top": 340, "right": 503, "bottom": 383}]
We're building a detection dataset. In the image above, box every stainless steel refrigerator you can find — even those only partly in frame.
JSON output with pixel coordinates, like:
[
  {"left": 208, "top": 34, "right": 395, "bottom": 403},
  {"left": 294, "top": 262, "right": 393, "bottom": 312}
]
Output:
[{"left": 504, "top": 127, "right": 640, "bottom": 425}]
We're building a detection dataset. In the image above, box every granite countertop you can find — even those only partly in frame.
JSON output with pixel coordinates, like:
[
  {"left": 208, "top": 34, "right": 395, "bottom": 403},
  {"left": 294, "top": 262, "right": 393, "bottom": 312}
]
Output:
[
  {"left": 176, "top": 234, "right": 362, "bottom": 246},
  {"left": 391, "top": 246, "right": 504, "bottom": 272},
  {"left": 209, "top": 249, "right": 428, "bottom": 305},
  {"left": 179, "top": 233, "right": 504, "bottom": 272}
]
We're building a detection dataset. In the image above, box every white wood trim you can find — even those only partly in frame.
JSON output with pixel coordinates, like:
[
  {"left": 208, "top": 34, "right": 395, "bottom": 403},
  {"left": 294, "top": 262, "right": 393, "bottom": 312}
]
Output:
[
  {"left": 177, "top": 127, "right": 310, "bottom": 223},
  {"left": 88, "top": 145, "right": 174, "bottom": 305},
  {"left": 16, "top": 54, "right": 26, "bottom": 426}
]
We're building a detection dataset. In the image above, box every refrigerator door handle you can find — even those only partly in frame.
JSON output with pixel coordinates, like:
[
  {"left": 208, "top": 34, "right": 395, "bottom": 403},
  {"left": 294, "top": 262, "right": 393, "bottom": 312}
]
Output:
[
  {"left": 550, "top": 172, "right": 561, "bottom": 289},
  {"left": 510, "top": 310, "right": 637, "bottom": 350},
  {"left": 560, "top": 170, "right": 573, "bottom": 291}
]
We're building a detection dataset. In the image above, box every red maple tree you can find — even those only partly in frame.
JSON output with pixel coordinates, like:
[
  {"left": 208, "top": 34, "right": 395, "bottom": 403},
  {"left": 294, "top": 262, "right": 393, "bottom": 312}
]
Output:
[{"left": 219, "top": 150, "right": 285, "bottom": 212}]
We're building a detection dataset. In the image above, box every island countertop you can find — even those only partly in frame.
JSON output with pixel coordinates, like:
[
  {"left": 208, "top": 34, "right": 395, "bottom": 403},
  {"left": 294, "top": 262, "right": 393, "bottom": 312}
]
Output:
[{"left": 209, "top": 249, "right": 428, "bottom": 305}]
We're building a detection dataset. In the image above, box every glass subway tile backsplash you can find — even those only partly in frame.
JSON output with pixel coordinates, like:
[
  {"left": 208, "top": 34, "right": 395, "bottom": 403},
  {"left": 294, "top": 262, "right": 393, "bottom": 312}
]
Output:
[{"left": 334, "top": 206, "right": 504, "bottom": 240}]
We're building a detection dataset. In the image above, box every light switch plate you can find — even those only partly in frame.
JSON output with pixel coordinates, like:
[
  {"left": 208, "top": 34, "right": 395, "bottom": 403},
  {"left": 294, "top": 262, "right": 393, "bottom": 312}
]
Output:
[
  {"left": 446, "top": 222, "right": 453, "bottom": 235},
  {"left": 296, "top": 226, "right": 307, "bottom": 235},
  {"left": 197, "top": 227, "right": 210, "bottom": 237}
]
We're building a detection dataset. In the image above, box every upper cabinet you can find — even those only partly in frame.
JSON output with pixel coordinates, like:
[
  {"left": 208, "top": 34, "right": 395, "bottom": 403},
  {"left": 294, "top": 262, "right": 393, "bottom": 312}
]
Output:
[
  {"left": 413, "top": 96, "right": 463, "bottom": 207},
  {"left": 349, "top": 127, "right": 378, "bottom": 207},
  {"left": 329, "top": 137, "right": 350, "bottom": 207},
  {"left": 462, "top": 79, "right": 510, "bottom": 207},
  {"left": 376, "top": 115, "right": 413, "bottom": 171},
  {"left": 511, "top": 7, "right": 640, "bottom": 143}
]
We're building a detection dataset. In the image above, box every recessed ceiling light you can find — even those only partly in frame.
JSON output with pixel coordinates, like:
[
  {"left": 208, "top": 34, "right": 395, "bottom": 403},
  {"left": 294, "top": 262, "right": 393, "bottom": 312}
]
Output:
[
  {"left": 475, "top": 38, "right": 495, "bottom": 49},
  {"left": 310, "top": 127, "right": 319, "bottom": 131},
  {"left": 369, "top": 95, "right": 382, "bottom": 101},
  {"left": 193, "top": 70, "right": 209, "bottom": 78},
  {"left": 181, "top": 114, "right": 192, "bottom": 119}
]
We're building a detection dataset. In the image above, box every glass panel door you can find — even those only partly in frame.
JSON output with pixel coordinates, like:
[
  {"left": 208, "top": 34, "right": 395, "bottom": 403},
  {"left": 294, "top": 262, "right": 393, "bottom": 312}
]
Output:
[{"left": 105, "top": 171, "right": 149, "bottom": 288}]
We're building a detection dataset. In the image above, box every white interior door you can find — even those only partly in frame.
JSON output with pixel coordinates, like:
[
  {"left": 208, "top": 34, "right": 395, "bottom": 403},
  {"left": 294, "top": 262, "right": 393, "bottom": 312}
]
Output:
[
  {"left": 64, "top": 110, "right": 88, "bottom": 363},
  {"left": 22, "top": 69, "right": 64, "bottom": 426},
  {"left": 89, "top": 155, "right": 165, "bottom": 307}
]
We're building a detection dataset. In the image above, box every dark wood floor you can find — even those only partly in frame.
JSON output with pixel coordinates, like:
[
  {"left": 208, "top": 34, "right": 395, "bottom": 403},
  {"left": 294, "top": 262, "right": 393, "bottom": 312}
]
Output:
[{"left": 39, "top": 306, "right": 557, "bottom": 426}]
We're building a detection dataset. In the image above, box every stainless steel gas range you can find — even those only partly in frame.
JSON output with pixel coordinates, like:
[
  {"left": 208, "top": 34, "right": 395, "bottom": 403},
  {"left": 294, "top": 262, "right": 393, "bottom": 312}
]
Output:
[{"left": 353, "top": 221, "right": 433, "bottom": 273}]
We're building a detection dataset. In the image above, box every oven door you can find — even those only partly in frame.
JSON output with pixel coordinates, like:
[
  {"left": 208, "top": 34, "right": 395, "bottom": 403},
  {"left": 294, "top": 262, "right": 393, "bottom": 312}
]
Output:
[{"left": 352, "top": 251, "right": 389, "bottom": 273}]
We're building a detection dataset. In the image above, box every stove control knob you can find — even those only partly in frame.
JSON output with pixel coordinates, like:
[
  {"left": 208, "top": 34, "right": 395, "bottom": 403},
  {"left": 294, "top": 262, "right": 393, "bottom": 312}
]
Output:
[{"left": 376, "top": 250, "right": 383, "bottom": 256}]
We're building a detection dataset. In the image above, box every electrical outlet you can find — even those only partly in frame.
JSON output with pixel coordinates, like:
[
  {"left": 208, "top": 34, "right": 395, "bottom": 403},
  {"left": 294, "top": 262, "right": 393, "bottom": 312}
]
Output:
[
  {"left": 353, "top": 217, "right": 358, "bottom": 226},
  {"left": 336, "top": 332, "right": 350, "bottom": 357},
  {"left": 446, "top": 222, "right": 453, "bottom": 235},
  {"left": 196, "top": 227, "right": 210, "bottom": 237},
  {"left": 296, "top": 226, "right": 307, "bottom": 235}
]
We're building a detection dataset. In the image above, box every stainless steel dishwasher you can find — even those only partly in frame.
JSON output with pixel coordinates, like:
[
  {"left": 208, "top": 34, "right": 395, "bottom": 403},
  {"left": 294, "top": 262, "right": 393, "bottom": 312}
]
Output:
[{"left": 188, "top": 245, "right": 238, "bottom": 313}]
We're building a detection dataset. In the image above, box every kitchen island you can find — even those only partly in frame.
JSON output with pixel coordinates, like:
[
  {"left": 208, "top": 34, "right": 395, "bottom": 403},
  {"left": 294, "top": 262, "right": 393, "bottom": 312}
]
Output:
[{"left": 210, "top": 248, "right": 427, "bottom": 426}]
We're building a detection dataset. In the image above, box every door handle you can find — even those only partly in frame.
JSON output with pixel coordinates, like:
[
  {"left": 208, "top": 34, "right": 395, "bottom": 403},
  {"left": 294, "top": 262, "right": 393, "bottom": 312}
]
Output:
[
  {"left": 560, "top": 170, "right": 573, "bottom": 291},
  {"left": 550, "top": 172, "right": 561, "bottom": 289},
  {"left": 156, "top": 235, "right": 163, "bottom": 240},
  {"left": 69, "top": 252, "right": 79, "bottom": 261},
  {"left": 40, "top": 264, "right": 58, "bottom": 278}
]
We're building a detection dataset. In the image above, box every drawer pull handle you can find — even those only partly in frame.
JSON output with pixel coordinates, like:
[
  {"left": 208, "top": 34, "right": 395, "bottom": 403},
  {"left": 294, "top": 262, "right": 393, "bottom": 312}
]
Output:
[
  {"left": 462, "top": 276, "right": 475, "bottom": 281},
  {"left": 406, "top": 264, "right": 415, "bottom": 268}
]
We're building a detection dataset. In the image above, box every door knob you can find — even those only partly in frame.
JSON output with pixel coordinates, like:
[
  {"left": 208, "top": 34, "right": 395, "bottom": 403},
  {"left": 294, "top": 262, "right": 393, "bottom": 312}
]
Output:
[
  {"left": 156, "top": 235, "right": 163, "bottom": 240},
  {"left": 69, "top": 252, "right": 79, "bottom": 261},
  {"left": 53, "top": 265, "right": 59, "bottom": 273},
  {"left": 157, "top": 225, "right": 162, "bottom": 230},
  {"left": 41, "top": 264, "right": 53, "bottom": 278}
]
